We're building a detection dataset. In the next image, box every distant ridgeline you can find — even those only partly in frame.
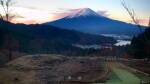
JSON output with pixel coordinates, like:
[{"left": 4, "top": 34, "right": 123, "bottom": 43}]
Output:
[
  {"left": 127, "top": 26, "right": 150, "bottom": 59},
  {"left": 0, "top": 20, "right": 116, "bottom": 56}
]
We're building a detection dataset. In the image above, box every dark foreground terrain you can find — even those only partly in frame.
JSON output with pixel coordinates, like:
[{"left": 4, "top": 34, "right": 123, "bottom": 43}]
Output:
[
  {"left": 0, "top": 55, "right": 108, "bottom": 84},
  {"left": 0, "top": 55, "right": 150, "bottom": 84}
]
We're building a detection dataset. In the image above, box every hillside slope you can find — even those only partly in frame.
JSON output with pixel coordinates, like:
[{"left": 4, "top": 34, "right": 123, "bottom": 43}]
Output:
[{"left": 0, "top": 20, "right": 116, "bottom": 55}]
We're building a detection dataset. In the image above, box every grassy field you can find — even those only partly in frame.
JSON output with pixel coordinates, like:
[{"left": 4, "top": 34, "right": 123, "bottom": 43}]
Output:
[
  {"left": 106, "top": 69, "right": 122, "bottom": 83},
  {"left": 105, "top": 62, "right": 141, "bottom": 84},
  {"left": 94, "top": 61, "right": 150, "bottom": 84}
]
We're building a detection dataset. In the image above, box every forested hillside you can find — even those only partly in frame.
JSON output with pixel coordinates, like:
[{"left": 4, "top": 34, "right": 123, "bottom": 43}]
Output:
[{"left": 0, "top": 20, "right": 116, "bottom": 64}]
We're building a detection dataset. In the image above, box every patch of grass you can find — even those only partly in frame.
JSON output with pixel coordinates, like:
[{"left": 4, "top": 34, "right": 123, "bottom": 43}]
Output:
[{"left": 106, "top": 70, "right": 122, "bottom": 83}]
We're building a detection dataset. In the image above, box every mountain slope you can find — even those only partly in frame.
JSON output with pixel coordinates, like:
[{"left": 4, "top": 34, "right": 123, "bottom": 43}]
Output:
[
  {"left": 46, "top": 8, "right": 144, "bottom": 36},
  {"left": 0, "top": 20, "right": 116, "bottom": 55}
]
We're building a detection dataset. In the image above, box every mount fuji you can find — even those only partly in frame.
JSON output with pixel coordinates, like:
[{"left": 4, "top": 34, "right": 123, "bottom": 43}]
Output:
[{"left": 45, "top": 8, "right": 144, "bottom": 36}]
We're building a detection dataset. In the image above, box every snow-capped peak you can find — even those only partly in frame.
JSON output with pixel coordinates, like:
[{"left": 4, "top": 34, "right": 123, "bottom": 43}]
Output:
[{"left": 67, "top": 8, "right": 100, "bottom": 18}]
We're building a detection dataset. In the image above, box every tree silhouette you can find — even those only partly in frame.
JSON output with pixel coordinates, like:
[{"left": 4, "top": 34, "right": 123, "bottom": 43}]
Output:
[
  {"left": 0, "top": 0, "right": 16, "bottom": 61},
  {"left": 148, "top": 17, "right": 150, "bottom": 28},
  {"left": 0, "top": 0, "right": 15, "bottom": 21},
  {"left": 121, "top": 0, "right": 150, "bottom": 60},
  {"left": 121, "top": 0, "right": 144, "bottom": 32}
]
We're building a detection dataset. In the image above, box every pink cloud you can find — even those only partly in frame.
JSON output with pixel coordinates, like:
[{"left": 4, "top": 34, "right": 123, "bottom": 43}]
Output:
[
  {"left": 137, "top": 19, "right": 149, "bottom": 24},
  {"left": 51, "top": 8, "right": 83, "bottom": 20},
  {"left": 52, "top": 12, "right": 70, "bottom": 20},
  {"left": 97, "top": 10, "right": 109, "bottom": 17},
  {"left": 129, "top": 18, "right": 150, "bottom": 26},
  {"left": 11, "top": 18, "right": 38, "bottom": 24}
]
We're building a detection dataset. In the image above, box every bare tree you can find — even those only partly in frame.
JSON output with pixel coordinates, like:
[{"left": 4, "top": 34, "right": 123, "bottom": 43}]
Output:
[
  {"left": 0, "top": 13, "right": 3, "bottom": 20},
  {"left": 121, "top": 0, "right": 150, "bottom": 60},
  {"left": 0, "top": 0, "right": 14, "bottom": 21},
  {"left": 148, "top": 18, "right": 150, "bottom": 37},
  {"left": 121, "top": 0, "right": 143, "bottom": 31},
  {"left": 121, "top": 0, "right": 149, "bottom": 39},
  {"left": 0, "top": 0, "right": 16, "bottom": 61}
]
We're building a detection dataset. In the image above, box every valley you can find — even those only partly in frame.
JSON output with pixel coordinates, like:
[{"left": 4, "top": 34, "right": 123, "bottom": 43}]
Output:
[{"left": 0, "top": 0, "right": 149, "bottom": 83}]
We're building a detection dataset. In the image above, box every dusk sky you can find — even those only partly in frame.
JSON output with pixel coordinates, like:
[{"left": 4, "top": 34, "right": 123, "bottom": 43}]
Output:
[{"left": 1, "top": 0, "right": 149, "bottom": 26}]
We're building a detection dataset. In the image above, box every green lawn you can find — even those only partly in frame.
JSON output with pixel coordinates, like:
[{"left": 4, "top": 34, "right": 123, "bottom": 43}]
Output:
[
  {"left": 106, "top": 66, "right": 141, "bottom": 84},
  {"left": 106, "top": 68, "right": 122, "bottom": 83},
  {"left": 91, "top": 60, "right": 150, "bottom": 84},
  {"left": 94, "top": 62, "right": 144, "bottom": 84}
]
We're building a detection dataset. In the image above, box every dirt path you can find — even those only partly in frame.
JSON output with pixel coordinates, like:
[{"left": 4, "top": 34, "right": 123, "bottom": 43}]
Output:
[{"left": 106, "top": 62, "right": 141, "bottom": 84}]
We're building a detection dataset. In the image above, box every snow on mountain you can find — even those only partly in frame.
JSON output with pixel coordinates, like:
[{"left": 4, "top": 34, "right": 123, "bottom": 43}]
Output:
[
  {"left": 45, "top": 8, "right": 145, "bottom": 36},
  {"left": 67, "top": 8, "right": 100, "bottom": 18}
]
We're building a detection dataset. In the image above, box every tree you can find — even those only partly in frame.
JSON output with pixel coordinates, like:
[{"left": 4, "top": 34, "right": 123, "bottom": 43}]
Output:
[
  {"left": 121, "top": 0, "right": 143, "bottom": 32},
  {"left": 3, "top": 35, "right": 20, "bottom": 60},
  {"left": 0, "top": 0, "right": 14, "bottom": 21},
  {"left": 0, "top": 0, "right": 16, "bottom": 61},
  {"left": 147, "top": 17, "right": 150, "bottom": 25},
  {"left": 121, "top": 0, "right": 149, "bottom": 37},
  {"left": 121, "top": 0, "right": 150, "bottom": 60}
]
